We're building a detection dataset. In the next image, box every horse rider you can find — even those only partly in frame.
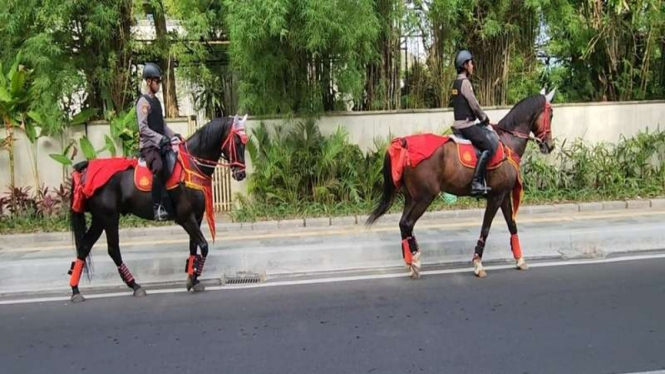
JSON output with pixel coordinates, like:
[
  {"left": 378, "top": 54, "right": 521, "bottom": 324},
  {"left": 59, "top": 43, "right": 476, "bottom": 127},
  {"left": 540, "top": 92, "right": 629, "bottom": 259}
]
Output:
[
  {"left": 136, "top": 62, "right": 181, "bottom": 221},
  {"left": 451, "top": 50, "right": 497, "bottom": 196}
]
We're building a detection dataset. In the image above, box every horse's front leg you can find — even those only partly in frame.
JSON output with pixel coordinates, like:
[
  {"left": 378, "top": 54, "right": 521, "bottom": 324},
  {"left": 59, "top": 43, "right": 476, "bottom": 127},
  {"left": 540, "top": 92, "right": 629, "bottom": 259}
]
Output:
[
  {"left": 181, "top": 216, "right": 207, "bottom": 292},
  {"left": 500, "top": 194, "right": 528, "bottom": 271},
  {"left": 473, "top": 194, "right": 506, "bottom": 278}
]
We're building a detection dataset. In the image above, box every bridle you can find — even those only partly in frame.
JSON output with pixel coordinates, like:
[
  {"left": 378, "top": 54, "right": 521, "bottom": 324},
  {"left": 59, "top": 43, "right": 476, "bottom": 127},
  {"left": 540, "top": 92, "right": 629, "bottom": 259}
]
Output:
[
  {"left": 180, "top": 124, "right": 248, "bottom": 173},
  {"left": 491, "top": 102, "right": 552, "bottom": 145}
]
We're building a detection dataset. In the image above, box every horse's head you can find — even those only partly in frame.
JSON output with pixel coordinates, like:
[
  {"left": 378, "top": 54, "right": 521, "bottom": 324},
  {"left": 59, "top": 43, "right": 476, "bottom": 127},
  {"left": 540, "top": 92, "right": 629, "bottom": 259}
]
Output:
[
  {"left": 222, "top": 114, "right": 249, "bottom": 181},
  {"left": 534, "top": 88, "right": 556, "bottom": 154}
]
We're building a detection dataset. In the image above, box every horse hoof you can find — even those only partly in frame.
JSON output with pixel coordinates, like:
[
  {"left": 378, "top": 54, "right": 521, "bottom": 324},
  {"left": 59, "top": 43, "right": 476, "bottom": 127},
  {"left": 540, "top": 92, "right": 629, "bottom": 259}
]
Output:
[
  {"left": 409, "top": 264, "right": 421, "bottom": 279},
  {"left": 186, "top": 277, "right": 194, "bottom": 291},
  {"left": 192, "top": 283, "right": 206, "bottom": 293},
  {"left": 71, "top": 294, "right": 85, "bottom": 303},
  {"left": 473, "top": 259, "right": 486, "bottom": 278},
  {"left": 133, "top": 287, "right": 147, "bottom": 297},
  {"left": 516, "top": 258, "right": 529, "bottom": 270},
  {"left": 409, "top": 252, "right": 422, "bottom": 279}
]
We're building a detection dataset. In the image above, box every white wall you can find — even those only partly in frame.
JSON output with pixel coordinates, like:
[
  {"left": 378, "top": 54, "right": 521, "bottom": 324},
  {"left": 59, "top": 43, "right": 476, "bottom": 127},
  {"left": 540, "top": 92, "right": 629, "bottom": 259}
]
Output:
[
  {"left": 1, "top": 101, "right": 664, "bottom": 199},
  {"left": 230, "top": 100, "right": 665, "bottom": 196},
  {"left": 0, "top": 118, "right": 191, "bottom": 192}
]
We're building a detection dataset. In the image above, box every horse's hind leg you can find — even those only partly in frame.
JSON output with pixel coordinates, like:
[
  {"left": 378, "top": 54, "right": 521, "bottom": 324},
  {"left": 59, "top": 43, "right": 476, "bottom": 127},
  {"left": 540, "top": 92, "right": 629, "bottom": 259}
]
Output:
[
  {"left": 105, "top": 214, "right": 146, "bottom": 297},
  {"left": 69, "top": 219, "right": 104, "bottom": 303},
  {"left": 399, "top": 193, "right": 435, "bottom": 279},
  {"left": 501, "top": 195, "right": 528, "bottom": 271},
  {"left": 472, "top": 193, "right": 506, "bottom": 278}
]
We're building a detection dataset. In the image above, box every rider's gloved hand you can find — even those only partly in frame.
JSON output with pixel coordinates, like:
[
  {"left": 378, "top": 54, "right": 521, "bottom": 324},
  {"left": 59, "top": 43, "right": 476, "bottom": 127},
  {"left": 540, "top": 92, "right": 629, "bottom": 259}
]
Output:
[{"left": 159, "top": 136, "right": 170, "bottom": 147}]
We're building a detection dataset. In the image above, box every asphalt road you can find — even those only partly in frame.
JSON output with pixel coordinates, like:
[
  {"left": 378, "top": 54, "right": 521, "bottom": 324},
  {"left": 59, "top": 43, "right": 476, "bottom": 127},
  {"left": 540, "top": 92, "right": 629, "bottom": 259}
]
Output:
[{"left": 1, "top": 258, "right": 664, "bottom": 374}]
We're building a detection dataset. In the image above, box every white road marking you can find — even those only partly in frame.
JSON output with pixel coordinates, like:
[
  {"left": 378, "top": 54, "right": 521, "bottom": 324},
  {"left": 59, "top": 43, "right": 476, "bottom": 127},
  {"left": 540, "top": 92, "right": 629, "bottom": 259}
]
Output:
[{"left": 2, "top": 252, "right": 665, "bottom": 305}]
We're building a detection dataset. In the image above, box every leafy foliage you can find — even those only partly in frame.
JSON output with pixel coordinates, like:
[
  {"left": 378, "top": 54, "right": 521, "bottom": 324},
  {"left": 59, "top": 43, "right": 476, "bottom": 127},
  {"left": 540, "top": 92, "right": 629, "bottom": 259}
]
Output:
[
  {"left": 225, "top": 0, "right": 380, "bottom": 115},
  {"left": 244, "top": 119, "right": 389, "bottom": 210},
  {"left": 235, "top": 121, "right": 665, "bottom": 222}
]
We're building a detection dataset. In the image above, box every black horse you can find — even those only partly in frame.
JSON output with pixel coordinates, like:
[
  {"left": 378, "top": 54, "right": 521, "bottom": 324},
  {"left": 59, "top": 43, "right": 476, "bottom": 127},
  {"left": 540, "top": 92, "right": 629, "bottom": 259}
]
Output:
[{"left": 67, "top": 115, "right": 248, "bottom": 302}]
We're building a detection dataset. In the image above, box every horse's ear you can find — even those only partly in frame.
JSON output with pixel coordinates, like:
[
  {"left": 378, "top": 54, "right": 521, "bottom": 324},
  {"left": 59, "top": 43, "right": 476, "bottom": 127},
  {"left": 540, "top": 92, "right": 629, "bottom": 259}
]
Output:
[
  {"left": 545, "top": 88, "right": 557, "bottom": 103},
  {"left": 241, "top": 114, "right": 248, "bottom": 125},
  {"left": 540, "top": 87, "right": 546, "bottom": 95}
]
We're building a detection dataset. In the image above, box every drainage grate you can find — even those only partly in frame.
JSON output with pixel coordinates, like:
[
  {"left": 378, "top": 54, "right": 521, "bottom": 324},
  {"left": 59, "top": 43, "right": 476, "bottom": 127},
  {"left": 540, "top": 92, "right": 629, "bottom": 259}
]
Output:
[{"left": 222, "top": 272, "right": 265, "bottom": 286}]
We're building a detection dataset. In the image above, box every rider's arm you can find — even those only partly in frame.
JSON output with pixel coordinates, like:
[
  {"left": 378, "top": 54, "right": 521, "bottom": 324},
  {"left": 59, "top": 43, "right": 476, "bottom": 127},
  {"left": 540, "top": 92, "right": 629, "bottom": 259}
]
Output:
[
  {"left": 460, "top": 79, "right": 488, "bottom": 122},
  {"left": 137, "top": 97, "right": 165, "bottom": 148}
]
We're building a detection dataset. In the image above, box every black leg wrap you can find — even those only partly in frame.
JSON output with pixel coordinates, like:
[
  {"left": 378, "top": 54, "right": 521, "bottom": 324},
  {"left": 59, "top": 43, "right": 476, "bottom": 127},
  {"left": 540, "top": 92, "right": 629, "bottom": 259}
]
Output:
[
  {"left": 474, "top": 237, "right": 486, "bottom": 259},
  {"left": 407, "top": 236, "right": 419, "bottom": 254}
]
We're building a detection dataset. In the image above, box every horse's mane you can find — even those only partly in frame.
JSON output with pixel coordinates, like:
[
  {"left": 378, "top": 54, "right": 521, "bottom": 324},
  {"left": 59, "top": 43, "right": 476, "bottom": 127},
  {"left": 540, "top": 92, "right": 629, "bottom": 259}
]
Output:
[
  {"left": 498, "top": 94, "right": 545, "bottom": 129},
  {"left": 186, "top": 117, "right": 232, "bottom": 154}
]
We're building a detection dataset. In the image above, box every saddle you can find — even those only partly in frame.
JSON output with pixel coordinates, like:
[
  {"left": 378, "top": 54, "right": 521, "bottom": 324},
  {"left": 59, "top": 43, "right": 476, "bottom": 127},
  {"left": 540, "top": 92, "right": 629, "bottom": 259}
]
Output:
[
  {"left": 449, "top": 126, "right": 506, "bottom": 170},
  {"left": 134, "top": 145, "right": 184, "bottom": 192}
]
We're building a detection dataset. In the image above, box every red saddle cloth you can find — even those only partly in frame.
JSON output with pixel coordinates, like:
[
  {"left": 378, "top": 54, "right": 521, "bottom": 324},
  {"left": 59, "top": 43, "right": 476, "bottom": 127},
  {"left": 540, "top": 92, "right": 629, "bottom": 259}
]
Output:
[
  {"left": 387, "top": 133, "right": 506, "bottom": 188},
  {"left": 455, "top": 142, "right": 505, "bottom": 170},
  {"left": 71, "top": 158, "right": 138, "bottom": 213},
  {"left": 133, "top": 159, "right": 183, "bottom": 192},
  {"left": 386, "top": 132, "right": 523, "bottom": 218},
  {"left": 71, "top": 145, "right": 219, "bottom": 242}
]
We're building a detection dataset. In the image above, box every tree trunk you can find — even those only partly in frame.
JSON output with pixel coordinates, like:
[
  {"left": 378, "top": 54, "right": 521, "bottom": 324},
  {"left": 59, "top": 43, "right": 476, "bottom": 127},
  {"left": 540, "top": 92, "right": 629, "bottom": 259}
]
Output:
[
  {"left": 110, "top": 0, "right": 134, "bottom": 113},
  {"left": 153, "top": 0, "right": 180, "bottom": 118},
  {"left": 3, "top": 119, "right": 15, "bottom": 187}
]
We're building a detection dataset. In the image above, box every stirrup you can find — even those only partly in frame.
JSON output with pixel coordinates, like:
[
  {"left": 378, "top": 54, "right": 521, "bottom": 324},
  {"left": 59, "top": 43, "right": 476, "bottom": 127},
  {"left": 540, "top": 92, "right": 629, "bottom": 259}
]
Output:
[
  {"left": 153, "top": 204, "right": 169, "bottom": 221},
  {"left": 471, "top": 181, "right": 491, "bottom": 196}
]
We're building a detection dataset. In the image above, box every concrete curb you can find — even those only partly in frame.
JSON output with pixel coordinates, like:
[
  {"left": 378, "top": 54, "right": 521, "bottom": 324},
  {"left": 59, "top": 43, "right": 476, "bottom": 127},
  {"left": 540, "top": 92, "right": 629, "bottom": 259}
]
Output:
[
  {"left": 2, "top": 208, "right": 665, "bottom": 297},
  {"left": 1, "top": 198, "right": 663, "bottom": 247}
]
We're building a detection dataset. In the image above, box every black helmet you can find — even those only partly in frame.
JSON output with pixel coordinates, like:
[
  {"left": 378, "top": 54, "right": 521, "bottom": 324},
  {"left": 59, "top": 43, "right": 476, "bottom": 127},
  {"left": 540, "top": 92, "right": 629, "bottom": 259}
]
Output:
[
  {"left": 455, "top": 50, "right": 473, "bottom": 71},
  {"left": 142, "top": 62, "right": 161, "bottom": 80}
]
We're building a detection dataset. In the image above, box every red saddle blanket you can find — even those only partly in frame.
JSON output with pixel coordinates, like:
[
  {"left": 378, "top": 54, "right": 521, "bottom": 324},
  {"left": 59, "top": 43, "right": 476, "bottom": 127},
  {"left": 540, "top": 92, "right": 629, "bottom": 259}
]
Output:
[
  {"left": 387, "top": 133, "right": 506, "bottom": 188},
  {"left": 71, "top": 147, "right": 218, "bottom": 241},
  {"left": 72, "top": 158, "right": 137, "bottom": 211},
  {"left": 133, "top": 160, "right": 184, "bottom": 192},
  {"left": 386, "top": 133, "right": 523, "bottom": 218}
]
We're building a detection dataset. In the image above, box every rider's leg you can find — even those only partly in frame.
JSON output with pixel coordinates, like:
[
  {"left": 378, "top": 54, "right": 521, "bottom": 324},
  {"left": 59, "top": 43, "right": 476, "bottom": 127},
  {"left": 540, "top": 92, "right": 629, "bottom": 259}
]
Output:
[
  {"left": 143, "top": 147, "right": 168, "bottom": 221},
  {"left": 459, "top": 125, "right": 498, "bottom": 196}
]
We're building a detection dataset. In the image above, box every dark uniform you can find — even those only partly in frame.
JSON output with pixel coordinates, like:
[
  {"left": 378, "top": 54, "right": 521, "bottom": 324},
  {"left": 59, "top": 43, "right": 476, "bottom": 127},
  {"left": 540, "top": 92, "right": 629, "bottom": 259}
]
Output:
[
  {"left": 450, "top": 50, "right": 498, "bottom": 196},
  {"left": 136, "top": 62, "right": 177, "bottom": 221}
]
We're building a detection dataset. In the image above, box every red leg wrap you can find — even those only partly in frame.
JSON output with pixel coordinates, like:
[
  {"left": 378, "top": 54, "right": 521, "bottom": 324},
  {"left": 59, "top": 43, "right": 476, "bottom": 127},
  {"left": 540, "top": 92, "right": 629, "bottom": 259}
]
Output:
[
  {"left": 186, "top": 255, "right": 196, "bottom": 276},
  {"left": 68, "top": 259, "right": 85, "bottom": 287},
  {"left": 402, "top": 239, "right": 413, "bottom": 265},
  {"left": 118, "top": 263, "right": 135, "bottom": 286},
  {"left": 195, "top": 256, "right": 206, "bottom": 277},
  {"left": 511, "top": 234, "right": 522, "bottom": 259}
]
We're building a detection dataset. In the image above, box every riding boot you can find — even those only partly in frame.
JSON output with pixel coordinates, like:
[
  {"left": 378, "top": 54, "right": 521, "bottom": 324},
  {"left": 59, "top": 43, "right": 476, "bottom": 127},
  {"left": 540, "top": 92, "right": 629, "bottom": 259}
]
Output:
[
  {"left": 151, "top": 174, "right": 169, "bottom": 221},
  {"left": 471, "top": 150, "right": 492, "bottom": 196}
]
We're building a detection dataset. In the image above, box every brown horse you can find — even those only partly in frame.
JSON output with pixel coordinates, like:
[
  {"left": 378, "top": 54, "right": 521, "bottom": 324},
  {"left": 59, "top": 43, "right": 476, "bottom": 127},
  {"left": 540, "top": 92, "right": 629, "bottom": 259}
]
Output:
[{"left": 366, "top": 89, "right": 556, "bottom": 278}]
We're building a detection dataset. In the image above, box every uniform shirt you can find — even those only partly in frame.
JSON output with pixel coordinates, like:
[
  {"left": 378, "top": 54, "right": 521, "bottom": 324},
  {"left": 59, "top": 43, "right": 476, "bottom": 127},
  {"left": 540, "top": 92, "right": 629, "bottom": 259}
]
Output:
[
  {"left": 452, "top": 73, "right": 488, "bottom": 129},
  {"left": 136, "top": 94, "right": 175, "bottom": 150}
]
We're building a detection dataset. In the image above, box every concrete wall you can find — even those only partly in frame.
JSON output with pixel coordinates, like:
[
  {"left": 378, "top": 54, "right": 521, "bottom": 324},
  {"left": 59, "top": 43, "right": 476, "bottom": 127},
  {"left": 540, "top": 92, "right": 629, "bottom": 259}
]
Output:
[
  {"left": 0, "top": 118, "right": 191, "bottom": 191},
  {"left": 2, "top": 101, "right": 664, "bottom": 199},
  {"left": 230, "top": 100, "right": 665, "bottom": 196}
]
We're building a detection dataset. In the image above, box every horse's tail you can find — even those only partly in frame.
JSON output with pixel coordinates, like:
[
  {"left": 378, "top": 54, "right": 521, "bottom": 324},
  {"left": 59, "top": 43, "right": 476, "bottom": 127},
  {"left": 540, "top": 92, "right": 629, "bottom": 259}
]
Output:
[
  {"left": 366, "top": 151, "right": 396, "bottom": 226},
  {"left": 70, "top": 161, "right": 93, "bottom": 275}
]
